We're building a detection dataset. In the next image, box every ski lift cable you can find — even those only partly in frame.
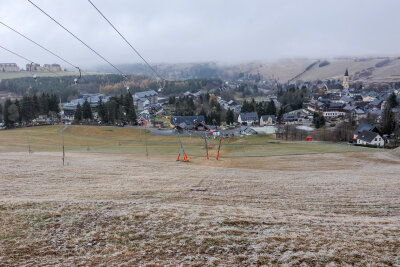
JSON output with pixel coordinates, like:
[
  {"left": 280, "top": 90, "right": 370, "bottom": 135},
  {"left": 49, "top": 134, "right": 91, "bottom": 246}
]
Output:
[
  {"left": 1, "top": 21, "right": 85, "bottom": 81},
  {"left": 0, "top": 21, "right": 80, "bottom": 71},
  {"left": 0, "top": 44, "right": 33, "bottom": 63},
  {"left": 0, "top": 44, "right": 66, "bottom": 78},
  {"left": 87, "top": 0, "right": 164, "bottom": 81},
  {"left": 27, "top": 0, "right": 125, "bottom": 75}
]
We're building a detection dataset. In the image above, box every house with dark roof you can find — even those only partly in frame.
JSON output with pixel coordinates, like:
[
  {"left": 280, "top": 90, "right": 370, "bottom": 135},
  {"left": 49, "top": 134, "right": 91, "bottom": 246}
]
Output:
[
  {"left": 356, "top": 131, "right": 384, "bottom": 147},
  {"left": 193, "top": 121, "right": 213, "bottom": 131},
  {"left": 134, "top": 90, "right": 158, "bottom": 110},
  {"left": 148, "top": 104, "right": 163, "bottom": 115},
  {"left": 260, "top": 115, "right": 277, "bottom": 126},
  {"left": 354, "top": 108, "right": 366, "bottom": 120},
  {"left": 171, "top": 115, "right": 206, "bottom": 131},
  {"left": 322, "top": 102, "right": 346, "bottom": 119},
  {"left": 353, "top": 123, "right": 379, "bottom": 140},
  {"left": 370, "top": 99, "right": 384, "bottom": 109},
  {"left": 283, "top": 113, "right": 299, "bottom": 124},
  {"left": 171, "top": 116, "right": 205, "bottom": 126},
  {"left": 183, "top": 91, "right": 201, "bottom": 99},
  {"left": 240, "top": 126, "right": 257, "bottom": 135},
  {"left": 339, "top": 95, "right": 354, "bottom": 104},
  {"left": 138, "top": 113, "right": 151, "bottom": 126},
  {"left": 238, "top": 112, "right": 259, "bottom": 125}
]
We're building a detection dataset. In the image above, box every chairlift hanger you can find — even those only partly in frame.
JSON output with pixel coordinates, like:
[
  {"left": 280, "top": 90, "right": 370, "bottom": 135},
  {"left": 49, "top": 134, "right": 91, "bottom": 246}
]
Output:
[
  {"left": 29, "top": 62, "right": 37, "bottom": 81},
  {"left": 74, "top": 67, "right": 82, "bottom": 84},
  {"left": 123, "top": 75, "right": 130, "bottom": 92}
]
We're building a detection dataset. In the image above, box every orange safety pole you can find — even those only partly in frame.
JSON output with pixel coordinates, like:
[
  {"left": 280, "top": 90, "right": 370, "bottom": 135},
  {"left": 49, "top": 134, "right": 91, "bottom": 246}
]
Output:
[
  {"left": 177, "top": 153, "right": 181, "bottom": 161},
  {"left": 204, "top": 134, "right": 209, "bottom": 160},
  {"left": 216, "top": 137, "right": 222, "bottom": 160},
  {"left": 183, "top": 153, "right": 189, "bottom": 162}
]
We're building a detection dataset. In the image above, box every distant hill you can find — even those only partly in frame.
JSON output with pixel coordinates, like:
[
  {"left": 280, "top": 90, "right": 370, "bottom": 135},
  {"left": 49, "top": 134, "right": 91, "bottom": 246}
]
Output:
[
  {"left": 289, "top": 57, "right": 400, "bottom": 83},
  {"left": 223, "top": 57, "right": 400, "bottom": 83},
  {"left": 93, "top": 56, "right": 400, "bottom": 83}
]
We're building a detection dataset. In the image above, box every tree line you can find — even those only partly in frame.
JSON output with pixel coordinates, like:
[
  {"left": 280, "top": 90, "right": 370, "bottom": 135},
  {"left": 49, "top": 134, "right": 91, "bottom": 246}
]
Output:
[
  {"left": 73, "top": 93, "right": 137, "bottom": 125},
  {"left": 241, "top": 99, "right": 277, "bottom": 117},
  {"left": 277, "top": 86, "right": 306, "bottom": 111},
  {"left": 168, "top": 93, "right": 230, "bottom": 126},
  {"left": 1, "top": 93, "right": 60, "bottom": 128}
]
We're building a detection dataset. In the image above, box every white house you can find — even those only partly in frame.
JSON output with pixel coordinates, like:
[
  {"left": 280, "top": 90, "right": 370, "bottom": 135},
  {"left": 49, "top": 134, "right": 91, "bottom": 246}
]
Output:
[
  {"left": 238, "top": 112, "right": 259, "bottom": 125},
  {"left": 322, "top": 111, "right": 346, "bottom": 119},
  {"left": 356, "top": 131, "right": 384, "bottom": 147}
]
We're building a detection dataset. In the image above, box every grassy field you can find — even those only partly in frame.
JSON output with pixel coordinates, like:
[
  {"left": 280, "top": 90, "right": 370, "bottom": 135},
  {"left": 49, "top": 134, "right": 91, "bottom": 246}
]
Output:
[
  {"left": 0, "top": 150, "right": 399, "bottom": 265},
  {"left": 0, "top": 126, "right": 399, "bottom": 265},
  {"left": 0, "top": 125, "right": 378, "bottom": 159}
]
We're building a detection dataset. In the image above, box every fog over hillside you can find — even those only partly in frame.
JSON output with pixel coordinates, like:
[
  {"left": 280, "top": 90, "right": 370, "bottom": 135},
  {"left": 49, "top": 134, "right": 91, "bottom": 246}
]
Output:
[
  {"left": 1, "top": 1, "right": 400, "bottom": 69},
  {"left": 94, "top": 57, "right": 400, "bottom": 83}
]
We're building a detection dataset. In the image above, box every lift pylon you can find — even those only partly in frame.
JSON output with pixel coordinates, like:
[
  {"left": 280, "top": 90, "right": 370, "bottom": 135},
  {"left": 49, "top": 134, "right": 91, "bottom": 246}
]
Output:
[{"left": 176, "top": 133, "right": 189, "bottom": 162}]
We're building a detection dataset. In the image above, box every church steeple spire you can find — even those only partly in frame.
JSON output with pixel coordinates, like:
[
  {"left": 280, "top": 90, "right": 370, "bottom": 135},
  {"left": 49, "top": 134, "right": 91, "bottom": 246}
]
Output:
[{"left": 342, "top": 69, "right": 349, "bottom": 89}]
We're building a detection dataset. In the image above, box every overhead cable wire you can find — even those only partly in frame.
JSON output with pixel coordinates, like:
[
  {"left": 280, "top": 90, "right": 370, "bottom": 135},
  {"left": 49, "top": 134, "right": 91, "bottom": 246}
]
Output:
[
  {"left": 0, "top": 44, "right": 33, "bottom": 63},
  {"left": 0, "top": 43, "right": 59, "bottom": 76},
  {"left": 87, "top": 0, "right": 164, "bottom": 80},
  {"left": 0, "top": 21, "right": 79, "bottom": 71},
  {"left": 27, "top": 0, "right": 125, "bottom": 75}
]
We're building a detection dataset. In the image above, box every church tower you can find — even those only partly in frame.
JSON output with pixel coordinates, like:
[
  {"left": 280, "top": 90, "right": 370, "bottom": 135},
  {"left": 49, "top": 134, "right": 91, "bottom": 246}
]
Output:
[{"left": 342, "top": 69, "right": 349, "bottom": 89}]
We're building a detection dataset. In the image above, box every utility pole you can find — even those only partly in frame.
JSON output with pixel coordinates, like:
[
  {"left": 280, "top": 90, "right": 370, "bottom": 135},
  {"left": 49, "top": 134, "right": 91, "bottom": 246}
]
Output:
[
  {"left": 204, "top": 133, "right": 209, "bottom": 159},
  {"left": 145, "top": 122, "right": 149, "bottom": 160},
  {"left": 60, "top": 125, "right": 69, "bottom": 166},
  {"left": 62, "top": 130, "right": 65, "bottom": 166},
  {"left": 28, "top": 135, "right": 31, "bottom": 154}
]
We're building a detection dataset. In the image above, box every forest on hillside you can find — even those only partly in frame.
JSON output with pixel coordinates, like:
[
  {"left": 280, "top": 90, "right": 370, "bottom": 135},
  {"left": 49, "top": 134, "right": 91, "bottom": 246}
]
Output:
[{"left": 0, "top": 74, "right": 223, "bottom": 101}]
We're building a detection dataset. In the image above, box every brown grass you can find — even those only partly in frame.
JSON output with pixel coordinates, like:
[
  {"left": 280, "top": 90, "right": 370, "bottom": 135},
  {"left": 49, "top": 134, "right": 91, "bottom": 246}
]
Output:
[{"left": 0, "top": 151, "right": 400, "bottom": 265}]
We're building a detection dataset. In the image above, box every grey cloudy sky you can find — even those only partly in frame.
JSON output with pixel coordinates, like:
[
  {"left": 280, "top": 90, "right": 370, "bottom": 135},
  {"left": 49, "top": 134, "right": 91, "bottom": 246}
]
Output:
[{"left": 1, "top": 0, "right": 400, "bottom": 70}]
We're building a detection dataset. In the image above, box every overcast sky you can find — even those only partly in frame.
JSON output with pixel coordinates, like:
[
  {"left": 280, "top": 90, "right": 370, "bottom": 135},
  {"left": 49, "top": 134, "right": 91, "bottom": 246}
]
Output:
[{"left": 1, "top": 0, "right": 400, "bottom": 70}]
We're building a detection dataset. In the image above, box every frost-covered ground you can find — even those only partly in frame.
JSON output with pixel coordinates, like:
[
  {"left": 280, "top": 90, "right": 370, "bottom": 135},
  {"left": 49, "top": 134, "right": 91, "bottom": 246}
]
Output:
[{"left": 0, "top": 152, "right": 399, "bottom": 266}]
